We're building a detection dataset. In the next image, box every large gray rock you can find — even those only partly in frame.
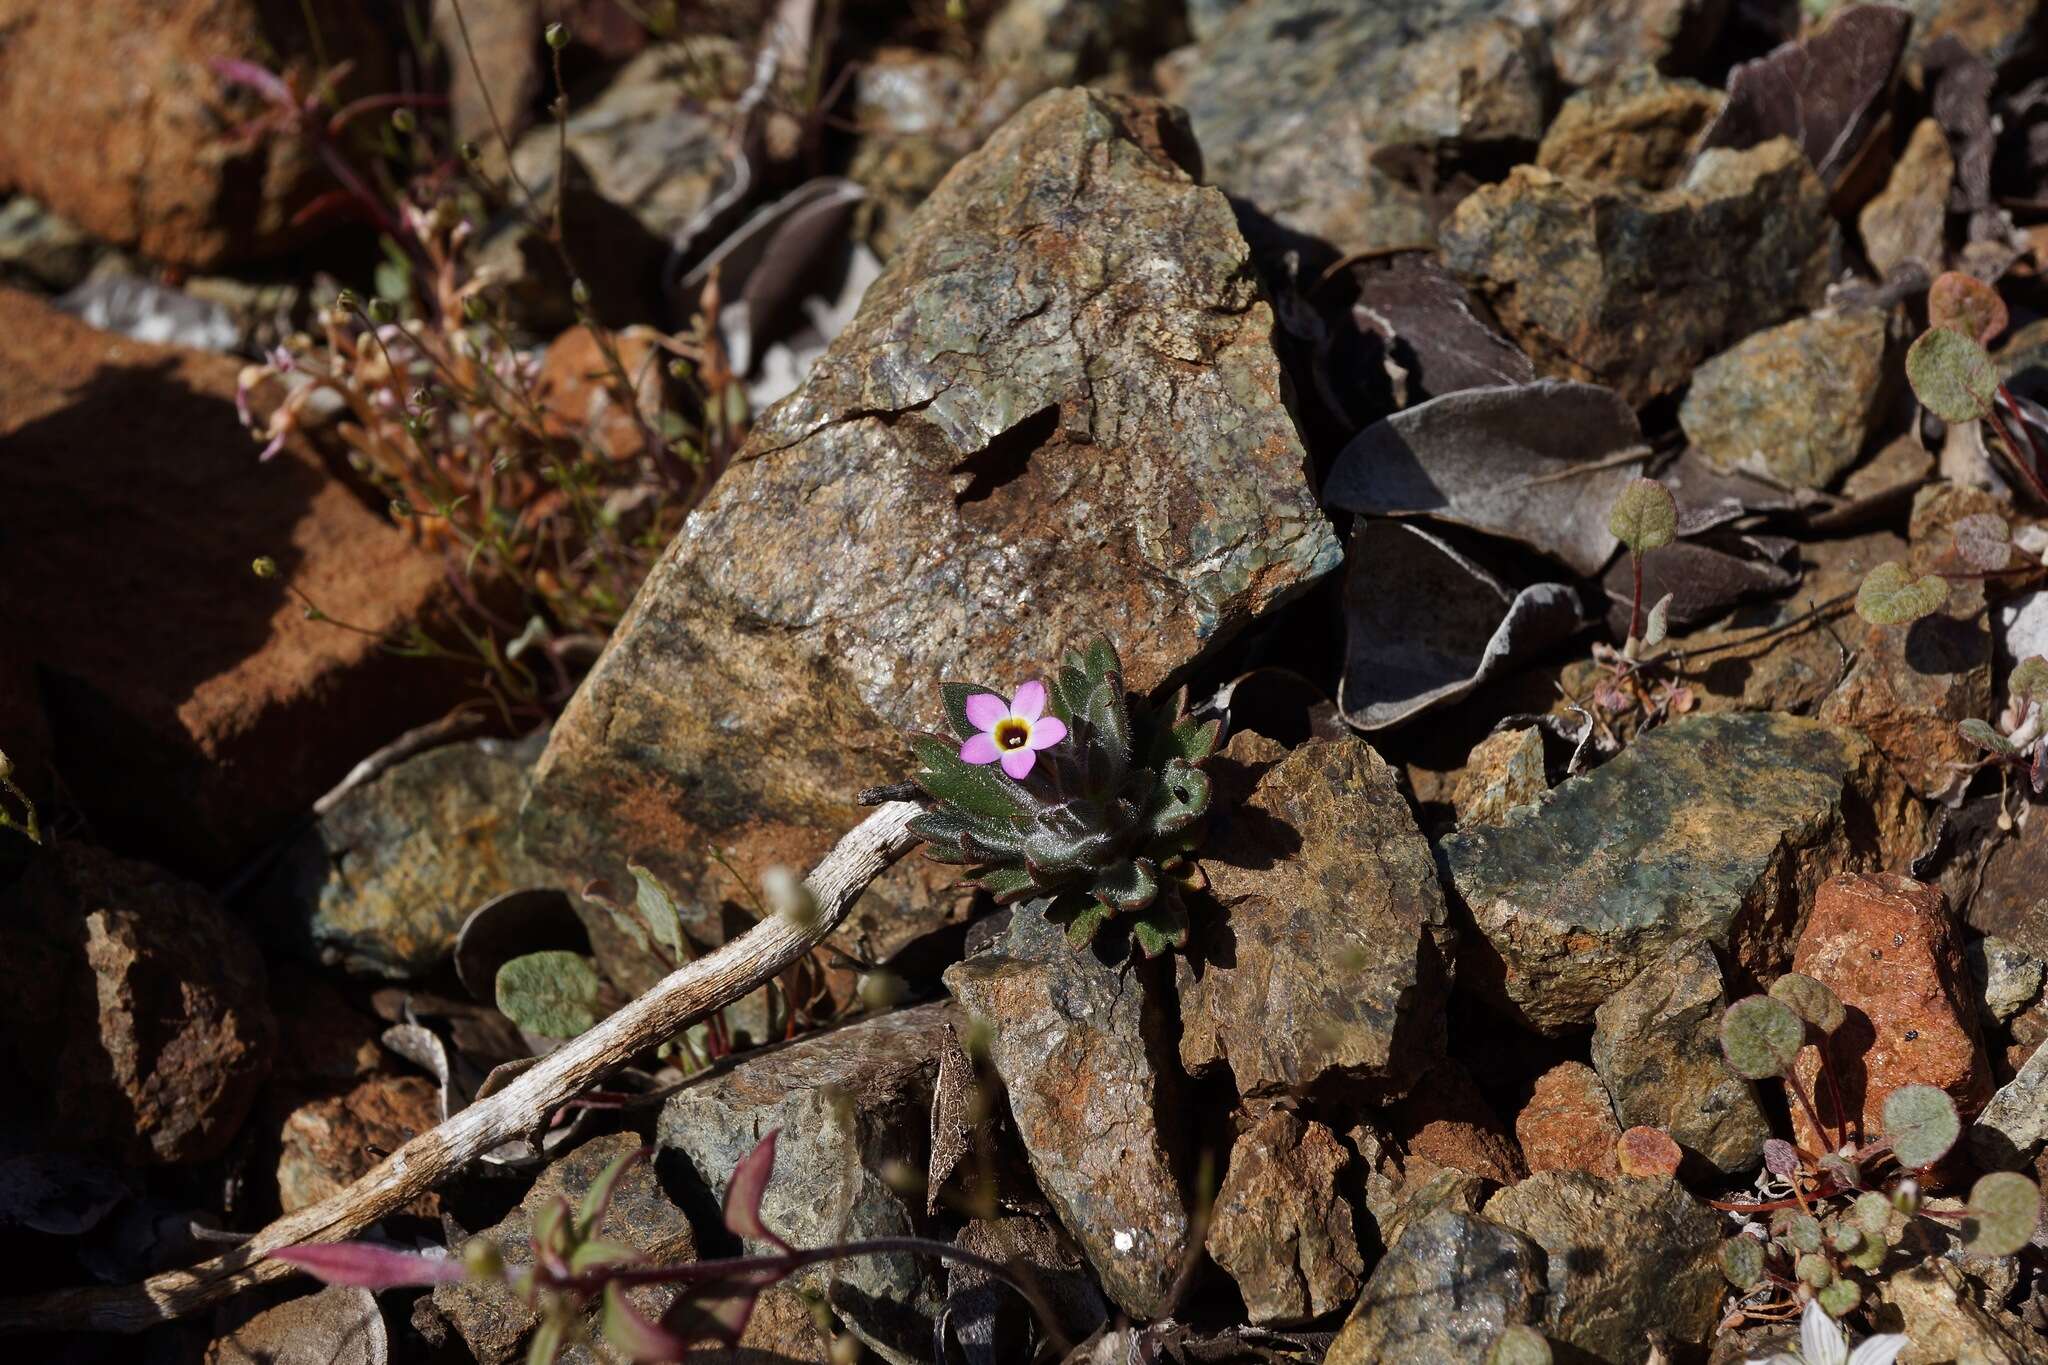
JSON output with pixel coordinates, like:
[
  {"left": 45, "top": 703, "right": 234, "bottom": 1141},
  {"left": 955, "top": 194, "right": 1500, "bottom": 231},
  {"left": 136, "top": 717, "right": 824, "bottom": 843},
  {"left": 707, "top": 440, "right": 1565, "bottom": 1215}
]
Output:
[
  {"left": 252, "top": 733, "right": 550, "bottom": 979},
  {"left": 1970, "top": 1039, "right": 2048, "bottom": 1171},
  {"left": 1591, "top": 939, "right": 1770, "bottom": 1175},
  {"left": 1206, "top": 1108, "right": 1365, "bottom": 1326},
  {"left": 1324, "top": 1208, "right": 1547, "bottom": 1364},
  {"left": 1484, "top": 1172, "right": 1724, "bottom": 1361},
  {"left": 1442, "top": 138, "right": 1838, "bottom": 405},
  {"left": 1441, "top": 711, "right": 1917, "bottom": 1035},
  {"left": 1178, "top": 0, "right": 1553, "bottom": 257},
  {"left": 944, "top": 901, "right": 1188, "bottom": 1321},
  {"left": 655, "top": 1005, "right": 953, "bottom": 1365},
  {"left": 1178, "top": 733, "right": 1453, "bottom": 1100},
  {"left": 523, "top": 88, "right": 1337, "bottom": 972}
]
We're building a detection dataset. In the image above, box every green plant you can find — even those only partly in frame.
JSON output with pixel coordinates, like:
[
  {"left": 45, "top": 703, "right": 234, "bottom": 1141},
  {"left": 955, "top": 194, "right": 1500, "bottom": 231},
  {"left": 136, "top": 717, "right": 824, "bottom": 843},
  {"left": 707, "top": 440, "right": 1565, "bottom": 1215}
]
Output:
[
  {"left": 906, "top": 637, "right": 1218, "bottom": 959},
  {"left": 1712, "top": 982, "right": 2041, "bottom": 1332},
  {"left": 1587, "top": 477, "right": 1698, "bottom": 726}
]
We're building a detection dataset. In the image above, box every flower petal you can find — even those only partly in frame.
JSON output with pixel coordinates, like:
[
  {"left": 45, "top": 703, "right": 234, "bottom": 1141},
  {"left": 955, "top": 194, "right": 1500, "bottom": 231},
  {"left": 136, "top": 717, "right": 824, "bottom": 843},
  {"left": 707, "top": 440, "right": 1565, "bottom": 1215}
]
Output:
[
  {"left": 1000, "top": 747, "right": 1037, "bottom": 780},
  {"left": 960, "top": 733, "right": 1001, "bottom": 765},
  {"left": 1011, "top": 680, "right": 1047, "bottom": 722},
  {"left": 1847, "top": 1336, "right": 1909, "bottom": 1365},
  {"left": 1027, "top": 716, "right": 1067, "bottom": 750},
  {"left": 964, "top": 692, "right": 1009, "bottom": 732},
  {"left": 1802, "top": 1299, "right": 1848, "bottom": 1365}
]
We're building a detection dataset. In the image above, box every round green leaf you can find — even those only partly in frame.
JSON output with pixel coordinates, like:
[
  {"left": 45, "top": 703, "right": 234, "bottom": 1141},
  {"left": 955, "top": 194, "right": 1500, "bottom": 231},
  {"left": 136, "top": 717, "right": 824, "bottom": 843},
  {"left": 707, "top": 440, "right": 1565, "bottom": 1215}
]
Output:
[
  {"left": 1720, "top": 1236, "right": 1765, "bottom": 1289},
  {"left": 496, "top": 950, "right": 604, "bottom": 1039},
  {"left": 1856, "top": 560, "right": 1949, "bottom": 625},
  {"left": 1795, "top": 1252, "right": 1833, "bottom": 1288},
  {"left": 1830, "top": 1221, "right": 1863, "bottom": 1253},
  {"left": 2011, "top": 656, "right": 2048, "bottom": 706},
  {"left": 1609, "top": 478, "right": 1677, "bottom": 554},
  {"left": 1721, "top": 995, "right": 1806, "bottom": 1079},
  {"left": 1769, "top": 972, "right": 1846, "bottom": 1035},
  {"left": 1852, "top": 1191, "right": 1892, "bottom": 1236},
  {"left": 1784, "top": 1211, "right": 1824, "bottom": 1253},
  {"left": 1962, "top": 1171, "right": 2041, "bottom": 1256},
  {"left": 1906, "top": 327, "right": 1999, "bottom": 424},
  {"left": 1817, "top": 1276, "right": 1862, "bottom": 1318},
  {"left": 1883, "top": 1084, "right": 1961, "bottom": 1169},
  {"left": 1927, "top": 271, "right": 2009, "bottom": 345},
  {"left": 1485, "top": 1325, "right": 1552, "bottom": 1365},
  {"left": 1952, "top": 512, "right": 2012, "bottom": 571},
  {"left": 1960, "top": 717, "right": 2016, "bottom": 756}
]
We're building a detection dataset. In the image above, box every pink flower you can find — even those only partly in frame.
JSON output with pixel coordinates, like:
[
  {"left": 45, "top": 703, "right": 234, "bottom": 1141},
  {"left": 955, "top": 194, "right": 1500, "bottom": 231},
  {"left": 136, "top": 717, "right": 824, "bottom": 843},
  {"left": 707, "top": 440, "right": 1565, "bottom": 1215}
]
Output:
[{"left": 960, "top": 680, "right": 1067, "bottom": 779}]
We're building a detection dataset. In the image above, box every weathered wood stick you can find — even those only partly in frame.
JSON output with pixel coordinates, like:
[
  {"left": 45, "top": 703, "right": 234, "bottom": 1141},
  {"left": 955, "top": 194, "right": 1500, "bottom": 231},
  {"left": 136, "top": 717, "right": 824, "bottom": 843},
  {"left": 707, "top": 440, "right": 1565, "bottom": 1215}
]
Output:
[{"left": 0, "top": 801, "right": 924, "bottom": 1335}]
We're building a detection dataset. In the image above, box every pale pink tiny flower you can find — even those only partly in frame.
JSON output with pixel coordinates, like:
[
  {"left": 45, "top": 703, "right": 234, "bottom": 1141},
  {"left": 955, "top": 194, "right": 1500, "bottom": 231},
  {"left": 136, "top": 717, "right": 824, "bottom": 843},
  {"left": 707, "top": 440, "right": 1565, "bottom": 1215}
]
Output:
[{"left": 960, "top": 680, "right": 1067, "bottom": 780}]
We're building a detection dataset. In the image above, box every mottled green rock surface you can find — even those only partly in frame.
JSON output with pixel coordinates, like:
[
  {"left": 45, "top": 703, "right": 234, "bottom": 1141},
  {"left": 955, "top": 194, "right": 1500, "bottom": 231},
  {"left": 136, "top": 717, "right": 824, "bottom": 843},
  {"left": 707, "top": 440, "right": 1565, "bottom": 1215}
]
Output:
[
  {"left": 1681, "top": 309, "right": 1895, "bottom": 489},
  {"left": 523, "top": 88, "right": 1337, "bottom": 962},
  {"left": 1442, "top": 138, "right": 1837, "bottom": 404},
  {"left": 1442, "top": 711, "right": 1912, "bottom": 1034}
]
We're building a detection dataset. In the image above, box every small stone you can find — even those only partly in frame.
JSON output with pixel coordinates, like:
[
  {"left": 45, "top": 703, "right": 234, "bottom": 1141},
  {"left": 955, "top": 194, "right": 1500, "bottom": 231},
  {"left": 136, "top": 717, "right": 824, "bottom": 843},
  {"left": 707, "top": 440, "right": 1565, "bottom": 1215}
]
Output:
[
  {"left": 1483, "top": 1171, "right": 1725, "bottom": 1360},
  {"left": 1535, "top": 68, "right": 1725, "bottom": 189},
  {"left": 1206, "top": 1109, "right": 1366, "bottom": 1326},
  {"left": 1788, "top": 874, "right": 1993, "bottom": 1158},
  {"left": 1443, "top": 139, "right": 1838, "bottom": 405},
  {"left": 1966, "top": 812, "right": 2048, "bottom": 961},
  {"left": 435, "top": 1131, "right": 697, "bottom": 1365},
  {"left": 276, "top": 1076, "right": 441, "bottom": 1215},
  {"left": 1970, "top": 1039, "right": 2048, "bottom": 1171},
  {"left": 1180, "top": 0, "right": 1555, "bottom": 259},
  {"left": 1592, "top": 940, "right": 1770, "bottom": 1175},
  {"left": 981, "top": 0, "right": 1180, "bottom": 94},
  {"left": 1969, "top": 935, "right": 2046, "bottom": 1026},
  {"left": 656, "top": 1005, "right": 952, "bottom": 1365},
  {"left": 1451, "top": 726, "right": 1548, "bottom": 829},
  {"left": 1324, "top": 1208, "right": 1546, "bottom": 1364},
  {"left": 944, "top": 1215, "right": 1109, "bottom": 1362},
  {"left": 253, "top": 734, "right": 552, "bottom": 979},
  {"left": 1382, "top": 1057, "right": 1528, "bottom": 1189},
  {"left": 945, "top": 901, "right": 1188, "bottom": 1320},
  {"left": 1615, "top": 1125, "right": 1684, "bottom": 1177},
  {"left": 1515, "top": 1062, "right": 1622, "bottom": 1177},
  {"left": 1547, "top": 0, "right": 1730, "bottom": 87},
  {"left": 1442, "top": 711, "right": 1917, "bottom": 1034},
  {"left": 205, "top": 1285, "right": 386, "bottom": 1365},
  {"left": 1680, "top": 309, "right": 1895, "bottom": 490},
  {"left": 1178, "top": 733, "right": 1455, "bottom": 1100},
  {"left": 0, "top": 844, "right": 274, "bottom": 1164},
  {"left": 1859, "top": 117, "right": 1954, "bottom": 276}
]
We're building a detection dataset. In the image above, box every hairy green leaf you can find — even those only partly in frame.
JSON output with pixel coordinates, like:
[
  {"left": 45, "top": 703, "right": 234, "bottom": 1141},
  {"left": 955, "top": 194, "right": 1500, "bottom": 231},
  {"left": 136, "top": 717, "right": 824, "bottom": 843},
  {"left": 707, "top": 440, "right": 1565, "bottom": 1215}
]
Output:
[
  {"left": 1962, "top": 1171, "right": 2040, "bottom": 1256},
  {"left": 911, "top": 733, "right": 1029, "bottom": 821},
  {"left": 1856, "top": 560, "right": 1948, "bottom": 625},
  {"left": 1128, "top": 897, "right": 1189, "bottom": 959},
  {"left": 497, "top": 951, "right": 603, "bottom": 1039},
  {"left": 1721, "top": 995, "right": 1805, "bottom": 1079},
  {"left": 1883, "top": 1084, "right": 1961, "bottom": 1169},
  {"left": 1609, "top": 478, "right": 1676, "bottom": 553},
  {"left": 1906, "top": 326, "right": 1999, "bottom": 424},
  {"left": 2011, "top": 656, "right": 2048, "bottom": 705},
  {"left": 1960, "top": 718, "right": 2015, "bottom": 755},
  {"left": 1720, "top": 1236, "right": 1765, "bottom": 1289},
  {"left": 1769, "top": 972, "right": 1845, "bottom": 1035}
]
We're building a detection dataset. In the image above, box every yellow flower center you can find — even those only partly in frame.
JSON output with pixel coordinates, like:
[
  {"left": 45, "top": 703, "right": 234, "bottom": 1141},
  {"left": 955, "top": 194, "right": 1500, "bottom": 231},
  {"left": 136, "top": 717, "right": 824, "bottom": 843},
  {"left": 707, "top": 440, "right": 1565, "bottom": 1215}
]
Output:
[{"left": 994, "top": 718, "right": 1032, "bottom": 751}]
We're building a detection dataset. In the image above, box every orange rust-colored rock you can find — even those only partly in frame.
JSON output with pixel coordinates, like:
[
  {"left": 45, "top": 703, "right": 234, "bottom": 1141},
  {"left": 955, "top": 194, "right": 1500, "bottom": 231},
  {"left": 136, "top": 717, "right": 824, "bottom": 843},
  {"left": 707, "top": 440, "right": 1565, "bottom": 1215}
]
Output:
[
  {"left": 0, "top": 1, "right": 393, "bottom": 268},
  {"left": 533, "top": 324, "right": 670, "bottom": 462},
  {"left": 1515, "top": 1061, "right": 1622, "bottom": 1178},
  {"left": 1386, "top": 1058, "right": 1528, "bottom": 1186},
  {"left": 0, "top": 288, "right": 463, "bottom": 874},
  {"left": 1615, "top": 1125, "right": 1683, "bottom": 1178},
  {"left": 1788, "top": 873, "right": 1993, "bottom": 1160},
  {"left": 277, "top": 1074, "right": 442, "bottom": 1215}
]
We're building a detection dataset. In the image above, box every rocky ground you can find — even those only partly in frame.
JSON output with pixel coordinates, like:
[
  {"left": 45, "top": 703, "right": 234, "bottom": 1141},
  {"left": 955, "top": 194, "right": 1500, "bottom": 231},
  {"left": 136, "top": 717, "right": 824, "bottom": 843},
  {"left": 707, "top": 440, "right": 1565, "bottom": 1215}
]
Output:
[{"left": 4, "top": 0, "right": 2048, "bottom": 1362}]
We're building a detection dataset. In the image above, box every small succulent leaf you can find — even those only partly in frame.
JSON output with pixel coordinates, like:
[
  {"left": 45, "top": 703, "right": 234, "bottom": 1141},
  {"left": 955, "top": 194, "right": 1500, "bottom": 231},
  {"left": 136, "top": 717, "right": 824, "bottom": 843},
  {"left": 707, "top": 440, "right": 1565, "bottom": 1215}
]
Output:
[
  {"left": 941, "top": 681, "right": 988, "bottom": 741},
  {"left": 1061, "top": 900, "right": 1114, "bottom": 949},
  {"left": 973, "top": 865, "right": 1041, "bottom": 903},
  {"left": 626, "top": 864, "right": 687, "bottom": 965},
  {"left": 1856, "top": 560, "right": 1949, "bottom": 625},
  {"left": 496, "top": 951, "right": 604, "bottom": 1039},
  {"left": 1093, "top": 857, "right": 1159, "bottom": 912},
  {"left": 1883, "top": 1084, "right": 1962, "bottom": 1169},
  {"left": 1083, "top": 677, "right": 1134, "bottom": 773},
  {"left": 1960, "top": 718, "right": 2016, "bottom": 755},
  {"left": 724, "top": 1129, "right": 790, "bottom": 1251},
  {"left": 1128, "top": 896, "right": 1189, "bottom": 959},
  {"left": 1642, "top": 592, "right": 1672, "bottom": 649},
  {"left": 1485, "top": 1325, "right": 1553, "bottom": 1365},
  {"left": 1763, "top": 1138, "right": 1802, "bottom": 1178},
  {"left": 1831, "top": 1222, "right": 1863, "bottom": 1253},
  {"left": 1816, "top": 1277, "right": 1861, "bottom": 1318},
  {"left": 1906, "top": 326, "right": 1999, "bottom": 424},
  {"left": 1721, "top": 995, "right": 1806, "bottom": 1079},
  {"left": 271, "top": 1242, "right": 467, "bottom": 1288},
  {"left": 576, "top": 1145, "right": 648, "bottom": 1237},
  {"left": 1795, "top": 1252, "right": 1833, "bottom": 1287},
  {"left": 1927, "top": 270, "right": 2009, "bottom": 345},
  {"left": 910, "top": 733, "right": 1029, "bottom": 821},
  {"left": 1082, "top": 637, "right": 1121, "bottom": 685},
  {"left": 1786, "top": 1212, "right": 1823, "bottom": 1252},
  {"left": 1962, "top": 1171, "right": 2041, "bottom": 1256},
  {"left": 1051, "top": 663, "right": 1090, "bottom": 724},
  {"left": 1146, "top": 760, "right": 1211, "bottom": 837},
  {"left": 2011, "top": 656, "right": 2048, "bottom": 705},
  {"left": 569, "top": 1239, "right": 640, "bottom": 1273},
  {"left": 1609, "top": 477, "right": 1677, "bottom": 553},
  {"left": 1852, "top": 1191, "right": 1892, "bottom": 1235},
  {"left": 603, "top": 1281, "right": 690, "bottom": 1362},
  {"left": 1769, "top": 972, "right": 1846, "bottom": 1035},
  {"left": 1952, "top": 512, "right": 2012, "bottom": 571},
  {"left": 1720, "top": 1236, "right": 1765, "bottom": 1289}
]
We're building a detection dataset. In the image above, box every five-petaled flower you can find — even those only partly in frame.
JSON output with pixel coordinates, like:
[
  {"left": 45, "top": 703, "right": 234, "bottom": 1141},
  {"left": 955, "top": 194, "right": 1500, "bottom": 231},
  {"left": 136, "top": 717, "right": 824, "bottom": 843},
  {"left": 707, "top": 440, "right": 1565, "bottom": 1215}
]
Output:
[
  {"left": 1750, "top": 1298, "right": 1907, "bottom": 1365},
  {"left": 960, "top": 680, "right": 1067, "bottom": 780}
]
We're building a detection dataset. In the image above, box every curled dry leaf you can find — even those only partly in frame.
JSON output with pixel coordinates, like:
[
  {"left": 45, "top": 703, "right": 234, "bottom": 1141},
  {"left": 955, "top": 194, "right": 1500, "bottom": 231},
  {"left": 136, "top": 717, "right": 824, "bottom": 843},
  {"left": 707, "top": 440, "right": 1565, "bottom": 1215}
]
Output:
[
  {"left": 1337, "top": 520, "right": 1580, "bottom": 730},
  {"left": 1322, "top": 380, "right": 1647, "bottom": 577}
]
